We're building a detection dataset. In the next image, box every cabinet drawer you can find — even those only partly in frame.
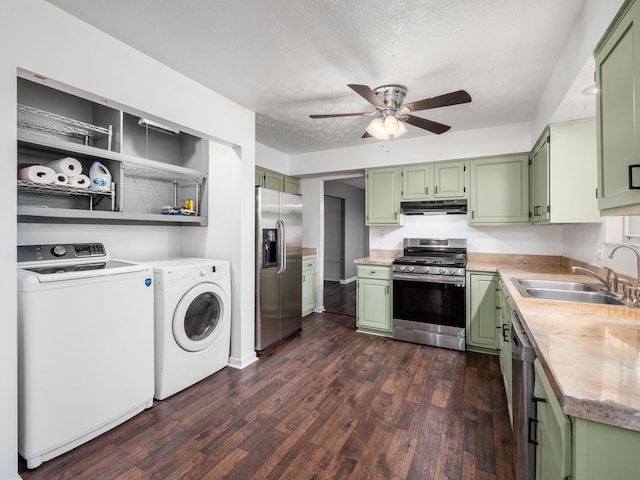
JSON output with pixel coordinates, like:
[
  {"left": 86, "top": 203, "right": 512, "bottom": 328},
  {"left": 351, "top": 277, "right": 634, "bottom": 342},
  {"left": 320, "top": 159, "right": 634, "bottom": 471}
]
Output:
[
  {"left": 356, "top": 265, "right": 391, "bottom": 280},
  {"left": 303, "top": 257, "right": 316, "bottom": 272}
]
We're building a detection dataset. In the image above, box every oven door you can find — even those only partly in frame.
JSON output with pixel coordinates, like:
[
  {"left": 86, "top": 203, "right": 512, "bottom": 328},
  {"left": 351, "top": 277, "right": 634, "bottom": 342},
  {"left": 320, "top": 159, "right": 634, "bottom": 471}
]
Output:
[
  {"left": 393, "top": 276, "right": 466, "bottom": 328},
  {"left": 392, "top": 275, "right": 466, "bottom": 350}
]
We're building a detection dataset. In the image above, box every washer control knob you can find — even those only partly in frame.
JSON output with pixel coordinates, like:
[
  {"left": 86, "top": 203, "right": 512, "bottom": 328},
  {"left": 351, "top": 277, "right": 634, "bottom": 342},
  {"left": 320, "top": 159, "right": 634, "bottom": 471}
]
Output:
[
  {"left": 198, "top": 267, "right": 207, "bottom": 277},
  {"left": 51, "top": 245, "right": 66, "bottom": 257}
]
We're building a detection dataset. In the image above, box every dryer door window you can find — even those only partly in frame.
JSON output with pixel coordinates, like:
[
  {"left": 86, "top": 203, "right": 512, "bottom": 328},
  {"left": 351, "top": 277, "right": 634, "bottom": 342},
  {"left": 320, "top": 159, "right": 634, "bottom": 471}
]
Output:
[{"left": 173, "top": 283, "right": 228, "bottom": 352}]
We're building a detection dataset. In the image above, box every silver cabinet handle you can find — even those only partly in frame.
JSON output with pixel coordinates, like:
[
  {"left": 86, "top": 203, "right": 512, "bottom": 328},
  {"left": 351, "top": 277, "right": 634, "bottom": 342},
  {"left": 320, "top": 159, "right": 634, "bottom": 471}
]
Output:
[{"left": 425, "top": 186, "right": 428, "bottom": 195}]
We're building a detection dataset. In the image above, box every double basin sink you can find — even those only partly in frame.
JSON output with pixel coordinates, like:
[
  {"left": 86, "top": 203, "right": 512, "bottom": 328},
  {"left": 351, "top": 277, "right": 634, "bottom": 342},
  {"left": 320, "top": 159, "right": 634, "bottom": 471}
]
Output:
[{"left": 512, "top": 278, "right": 624, "bottom": 306}]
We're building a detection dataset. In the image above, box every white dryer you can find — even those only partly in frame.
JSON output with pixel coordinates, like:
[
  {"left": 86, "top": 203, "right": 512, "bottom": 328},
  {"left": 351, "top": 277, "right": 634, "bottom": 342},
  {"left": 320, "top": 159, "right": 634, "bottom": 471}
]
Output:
[{"left": 147, "top": 258, "right": 231, "bottom": 400}]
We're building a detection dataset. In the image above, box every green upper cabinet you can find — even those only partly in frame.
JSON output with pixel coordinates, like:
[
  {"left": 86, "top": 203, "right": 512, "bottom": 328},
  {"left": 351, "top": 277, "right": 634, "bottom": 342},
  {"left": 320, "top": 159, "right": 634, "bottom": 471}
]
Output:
[
  {"left": 530, "top": 133, "right": 550, "bottom": 223},
  {"left": 531, "top": 119, "right": 600, "bottom": 224},
  {"left": 284, "top": 176, "right": 300, "bottom": 195},
  {"left": 468, "top": 153, "right": 530, "bottom": 225},
  {"left": 595, "top": 0, "right": 640, "bottom": 215},
  {"left": 401, "top": 163, "right": 433, "bottom": 200},
  {"left": 433, "top": 160, "right": 467, "bottom": 198},
  {"left": 366, "top": 166, "right": 403, "bottom": 225},
  {"left": 256, "top": 166, "right": 300, "bottom": 194}
]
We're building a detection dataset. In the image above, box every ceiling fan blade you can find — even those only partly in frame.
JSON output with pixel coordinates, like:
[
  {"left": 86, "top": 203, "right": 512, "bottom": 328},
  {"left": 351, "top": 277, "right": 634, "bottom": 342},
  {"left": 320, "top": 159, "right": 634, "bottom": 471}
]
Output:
[
  {"left": 348, "top": 84, "right": 386, "bottom": 108},
  {"left": 309, "top": 112, "right": 370, "bottom": 119},
  {"left": 403, "top": 90, "right": 471, "bottom": 112},
  {"left": 362, "top": 131, "right": 372, "bottom": 138},
  {"left": 404, "top": 115, "right": 451, "bottom": 134}
]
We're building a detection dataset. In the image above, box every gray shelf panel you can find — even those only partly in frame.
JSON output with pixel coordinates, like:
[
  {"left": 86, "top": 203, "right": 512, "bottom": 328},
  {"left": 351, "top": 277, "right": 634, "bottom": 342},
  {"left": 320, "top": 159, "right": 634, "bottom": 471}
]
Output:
[
  {"left": 18, "top": 130, "right": 207, "bottom": 182},
  {"left": 17, "top": 206, "right": 205, "bottom": 225}
]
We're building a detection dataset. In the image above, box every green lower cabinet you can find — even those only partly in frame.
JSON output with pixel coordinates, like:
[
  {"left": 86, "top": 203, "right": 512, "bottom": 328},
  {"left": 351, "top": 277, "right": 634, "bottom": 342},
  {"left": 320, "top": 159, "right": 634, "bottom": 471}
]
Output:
[
  {"left": 534, "top": 359, "right": 572, "bottom": 480},
  {"left": 356, "top": 265, "right": 392, "bottom": 337},
  {"left": 533, "top": 359, "right": 640, "bottom": 479},
  {"left": 572, "top": 416, "right": 640, "bottom": 480},
  {"left": 497, "top": 279, "right": 513, "bottom": 424},
  {"left": 302, "top": 257, "right": 316, "bottom": 316},
  {"left": 466, "top": 271, "right": 501, "bottom": 353}
]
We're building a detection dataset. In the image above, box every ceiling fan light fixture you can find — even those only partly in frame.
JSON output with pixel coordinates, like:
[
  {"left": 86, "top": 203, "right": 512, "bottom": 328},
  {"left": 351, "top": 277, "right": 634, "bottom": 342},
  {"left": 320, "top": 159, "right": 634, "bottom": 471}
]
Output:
[
  {"left": 384, "top": 114, "right": 399, "bottom": 134},
  {"left": 366, "top": 117, "right": 390, "bottom": 140},
  {"left": 395, "top": 121, "right": 408, "bottom": 138}
]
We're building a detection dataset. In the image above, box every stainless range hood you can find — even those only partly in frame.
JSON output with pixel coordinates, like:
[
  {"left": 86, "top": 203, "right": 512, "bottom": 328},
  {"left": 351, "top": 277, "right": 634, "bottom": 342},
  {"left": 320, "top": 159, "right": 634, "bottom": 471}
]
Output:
[{"left": 400, "top": 199, "right": 468, "bottom": 215}]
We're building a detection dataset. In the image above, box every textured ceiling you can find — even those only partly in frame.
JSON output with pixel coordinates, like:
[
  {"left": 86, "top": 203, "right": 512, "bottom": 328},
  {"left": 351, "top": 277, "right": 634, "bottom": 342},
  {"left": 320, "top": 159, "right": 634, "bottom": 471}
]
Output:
[{"left": 46, "top": 0, "right": 589, "bottom": 154}]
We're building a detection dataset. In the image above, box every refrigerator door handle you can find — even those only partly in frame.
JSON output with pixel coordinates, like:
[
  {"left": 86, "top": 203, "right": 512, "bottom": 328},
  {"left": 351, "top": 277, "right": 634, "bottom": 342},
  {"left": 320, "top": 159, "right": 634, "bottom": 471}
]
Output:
[{"left": 276, "top": 219, "right": 287, "bottom": 275}]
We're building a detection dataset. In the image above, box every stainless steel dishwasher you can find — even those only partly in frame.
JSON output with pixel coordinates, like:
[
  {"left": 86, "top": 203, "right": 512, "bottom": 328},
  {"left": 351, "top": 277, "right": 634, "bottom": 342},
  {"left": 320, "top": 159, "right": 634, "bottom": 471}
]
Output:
[{"left": 511, "top": 310, "right": 536, "bottom": 480}]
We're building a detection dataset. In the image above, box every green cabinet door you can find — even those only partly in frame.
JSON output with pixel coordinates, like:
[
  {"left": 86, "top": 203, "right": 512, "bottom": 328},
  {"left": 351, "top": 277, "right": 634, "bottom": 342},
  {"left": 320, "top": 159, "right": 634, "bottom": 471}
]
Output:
[
  {"left": 356, "top": 265, "right": 392, "bottom": 337},
  {"left": 496, "top": 280, "right": 512, "bottom": 423},
  {"left": 284, "top": 176, "right": 300, "bottom": 194},
  {"left": 530, "top": 133, "right": 550, "bottom": 224},
  {"left": 302, "top": 258, "right": 316, "bottom": 316},
  {"left": 401, "top": 164, "right": 433, "bottom": 200},
  {"left": 434, "top": 160, "right": 467, "bottom": 198},
  {"left": 357, "top": 278, "right": 391, "bottom": 335},
  {"left": 534, "top": 359, "right": 572, "bottom": 480},
  {"left": 466, "top": 272, "right": 500, "bottom": 352},
  {"left": 264, "top": 170, "right": 284, "bottom": 192},
  {"left": 255, "top": 167, "right": 265, "bottom": 187},
  {"left": 366, "top": 167, "right": 402, "bottom": 225},
  {"left": 468, "top": 154, "right": 530, "bottom": 225},
  {"left": 595, "top": 0, "right": 640, "bottom": 215}
]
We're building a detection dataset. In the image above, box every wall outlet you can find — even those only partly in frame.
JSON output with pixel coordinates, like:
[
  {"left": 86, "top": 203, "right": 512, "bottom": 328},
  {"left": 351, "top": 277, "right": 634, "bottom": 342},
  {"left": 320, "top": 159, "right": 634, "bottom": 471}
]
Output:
[{"left": 596, "top": 244, "right": 603, "bottom": 260}]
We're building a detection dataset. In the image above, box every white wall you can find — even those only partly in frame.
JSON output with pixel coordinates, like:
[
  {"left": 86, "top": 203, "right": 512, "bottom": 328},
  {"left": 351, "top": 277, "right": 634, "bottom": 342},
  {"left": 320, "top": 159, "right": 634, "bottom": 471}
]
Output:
[
  {"left": 531, "top": 0, "right": 625, "bottom": 141},
  {"left": 290, "top": 122, "right": 531, "bottom": 176},
  {"left": 370, "top": 216, "right": 564, "bottom": 255},
  {"left": 2, "top": 1, "right": 257, "bottom": 477},
  {"left": 300, "top": 178, "right": 325, "bottom": 312},
  {"left": 256, "top": 142, "right": 290, "bottom": 174}
]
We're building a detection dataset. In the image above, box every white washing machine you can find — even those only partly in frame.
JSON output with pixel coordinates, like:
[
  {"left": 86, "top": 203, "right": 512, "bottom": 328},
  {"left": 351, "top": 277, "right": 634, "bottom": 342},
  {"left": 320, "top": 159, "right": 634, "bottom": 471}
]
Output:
[
  {"left": 146, "top": 257, "right": 231, "bottom": 400},
  {"left": 17, "top": 243, "right": 154, "bottom": 469}
]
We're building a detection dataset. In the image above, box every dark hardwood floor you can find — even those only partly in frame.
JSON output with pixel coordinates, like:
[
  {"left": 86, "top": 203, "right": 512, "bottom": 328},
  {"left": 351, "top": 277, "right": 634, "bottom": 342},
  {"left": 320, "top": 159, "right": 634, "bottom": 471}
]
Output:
[
  {"left": 323, "top": 280, "right": 356, "bottom": 317},
  {"left": 20, "top": 289, "right": 514, "bottom": 479}
]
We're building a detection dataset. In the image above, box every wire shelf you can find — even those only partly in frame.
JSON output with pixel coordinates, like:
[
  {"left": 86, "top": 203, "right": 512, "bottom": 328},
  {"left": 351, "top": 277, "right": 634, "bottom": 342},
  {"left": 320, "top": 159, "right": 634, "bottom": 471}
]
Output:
[
  {"left": 17, "top": 104, "right": 112, "bottom": 147},
  {"left": 17, "top": 180, "right": 114, "bottom": 198}
]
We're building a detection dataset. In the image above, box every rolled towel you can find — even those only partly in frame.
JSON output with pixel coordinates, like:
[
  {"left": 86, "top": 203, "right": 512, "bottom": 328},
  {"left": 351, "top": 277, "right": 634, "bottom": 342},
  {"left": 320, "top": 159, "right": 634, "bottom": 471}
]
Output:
[
  {"left": 18, "top": 165, "right": 56, "bottom": 184},
  {"left": 47, "top": 157, "right": 83, "bottom": 177},
  {"left": 53, "top": 172, "right": 69, "bottom": 185},
  {"left": 68, "top": 174, "right": 91, "bottom": 189}
]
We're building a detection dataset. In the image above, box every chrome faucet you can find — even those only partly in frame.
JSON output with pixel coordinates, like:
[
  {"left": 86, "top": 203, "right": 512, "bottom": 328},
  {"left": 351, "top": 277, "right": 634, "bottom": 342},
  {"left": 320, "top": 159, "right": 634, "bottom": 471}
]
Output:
[
  {"left": 609, "top": 245, "right": 640, "bottom": 288},
  {"left": 570, "top": 265, "right": 618, "bottom": 293}
]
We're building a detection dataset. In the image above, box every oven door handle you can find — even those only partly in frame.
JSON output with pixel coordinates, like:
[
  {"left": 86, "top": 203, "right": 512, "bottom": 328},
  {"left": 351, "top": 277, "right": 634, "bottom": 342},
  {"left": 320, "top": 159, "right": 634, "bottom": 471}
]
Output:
[{"left": 393, "top": 273, "right": 465, "bottom": 286}]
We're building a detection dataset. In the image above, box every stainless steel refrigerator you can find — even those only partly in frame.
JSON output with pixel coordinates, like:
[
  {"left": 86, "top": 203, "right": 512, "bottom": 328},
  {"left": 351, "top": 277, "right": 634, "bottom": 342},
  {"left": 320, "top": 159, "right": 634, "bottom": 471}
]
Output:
[{"left": 255, "top": 186, "right": 303, "bottom": 354}]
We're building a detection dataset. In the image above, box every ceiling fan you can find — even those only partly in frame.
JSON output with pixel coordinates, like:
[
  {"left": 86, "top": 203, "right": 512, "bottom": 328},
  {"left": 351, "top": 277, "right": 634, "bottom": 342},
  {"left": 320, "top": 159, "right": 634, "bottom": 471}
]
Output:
[{"left": 310, "top": 84, "right": 471, "bottom": 140}]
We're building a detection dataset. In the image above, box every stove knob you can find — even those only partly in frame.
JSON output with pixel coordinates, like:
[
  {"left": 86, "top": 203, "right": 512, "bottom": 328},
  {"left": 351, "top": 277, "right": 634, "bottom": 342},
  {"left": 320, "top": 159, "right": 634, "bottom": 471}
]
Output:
[
  {"left": 438, "top": 267, "right": 446, "bottom": 274},
  {"left": 51, "top": 245, "right": 66, "bottom": 257},
  {"left": 398, "top": 265, "right": 406, "bottom": 272},
  {"left": 408, "top": 266, "right": 415, "bottom": 272},
  {"left": 458, "top": 268, "right": 465, "bottom": 276},
  {"left": 424, "top": 267, "right": 431, "bottom": 274}
]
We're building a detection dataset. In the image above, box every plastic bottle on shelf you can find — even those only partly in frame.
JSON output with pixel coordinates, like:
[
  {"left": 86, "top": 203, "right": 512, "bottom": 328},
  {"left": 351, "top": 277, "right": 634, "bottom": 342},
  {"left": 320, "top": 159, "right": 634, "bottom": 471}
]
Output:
[{"left": 89, "top": 161, "right": 111, "bottom": 191}]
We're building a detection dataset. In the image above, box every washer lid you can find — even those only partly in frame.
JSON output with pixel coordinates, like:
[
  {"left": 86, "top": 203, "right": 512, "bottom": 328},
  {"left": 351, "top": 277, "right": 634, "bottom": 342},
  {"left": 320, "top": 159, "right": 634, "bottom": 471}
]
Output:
[{"left": 18, "top": 260, "right": 149, "bottom": 283}]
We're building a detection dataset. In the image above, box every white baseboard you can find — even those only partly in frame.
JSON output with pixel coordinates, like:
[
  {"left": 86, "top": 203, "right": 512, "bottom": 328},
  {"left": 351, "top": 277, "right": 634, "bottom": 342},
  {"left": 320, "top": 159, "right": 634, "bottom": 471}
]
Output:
[
  {"left": 340, "top": 276, "right": 356, "bottom": 284},
  {"left": 227, "top": 353, "right": 258, "bottom": 369}
]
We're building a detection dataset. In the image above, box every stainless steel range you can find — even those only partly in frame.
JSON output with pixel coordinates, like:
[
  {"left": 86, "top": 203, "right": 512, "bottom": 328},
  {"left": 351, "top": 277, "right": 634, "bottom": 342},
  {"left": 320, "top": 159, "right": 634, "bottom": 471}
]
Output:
[{"left": 392, "top": 238, "right": 467, "bottom": 350}]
